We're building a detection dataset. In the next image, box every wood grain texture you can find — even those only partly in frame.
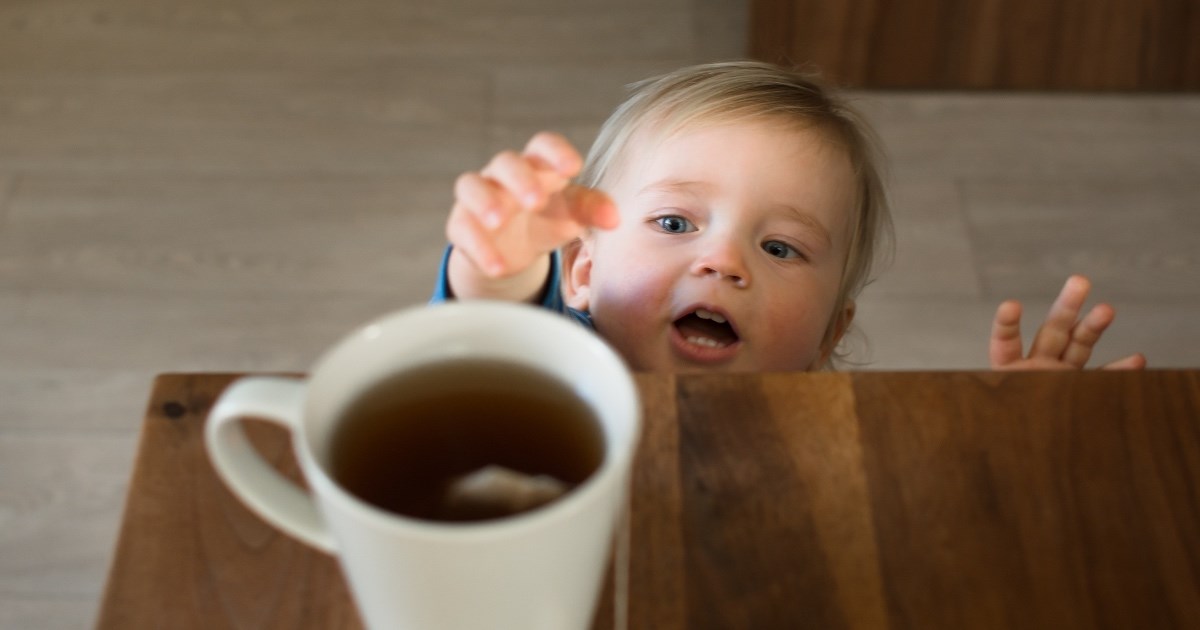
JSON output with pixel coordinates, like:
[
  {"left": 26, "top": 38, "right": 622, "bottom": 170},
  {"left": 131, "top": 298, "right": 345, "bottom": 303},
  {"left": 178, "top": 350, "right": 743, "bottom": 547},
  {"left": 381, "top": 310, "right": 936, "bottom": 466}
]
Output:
[
  {"left": 628, "top": 373, "right": 686, "bottom": 628},
  {"left": 760, "top": 373, "right": 887, "bottom": 630},
  {"left": 100, "top": 371, "right": 1200, "bottom": 629},
  {"left": 97, "top": 374, "right": 363, "bottom": 629},
  {"left": 751, "top": 0, "right": 1200, "bottom": 90},
  {"left": 853, "top": 371, "right": 1200, "bottom": 629},
  {"left": 98, "top": 373, "right": 637, "bottom": 630},
  {"left": 673, "top": 373, "right": 867, "bottom": 628}
]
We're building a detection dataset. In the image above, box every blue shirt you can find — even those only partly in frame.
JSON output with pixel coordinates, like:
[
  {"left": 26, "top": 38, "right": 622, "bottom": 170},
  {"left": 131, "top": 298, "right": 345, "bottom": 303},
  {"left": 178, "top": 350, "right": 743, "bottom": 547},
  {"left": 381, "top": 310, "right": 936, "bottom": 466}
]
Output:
[{"left": 431, "top": 246, "right": 595, "bottom": 330}]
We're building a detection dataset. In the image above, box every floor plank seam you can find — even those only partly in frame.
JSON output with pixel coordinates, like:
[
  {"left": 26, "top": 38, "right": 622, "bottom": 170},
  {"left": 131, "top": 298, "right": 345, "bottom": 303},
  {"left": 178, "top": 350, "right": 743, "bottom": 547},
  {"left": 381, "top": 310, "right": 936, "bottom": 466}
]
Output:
[{"left": 0, "top": 174, "right": 20, "bottom": 226}]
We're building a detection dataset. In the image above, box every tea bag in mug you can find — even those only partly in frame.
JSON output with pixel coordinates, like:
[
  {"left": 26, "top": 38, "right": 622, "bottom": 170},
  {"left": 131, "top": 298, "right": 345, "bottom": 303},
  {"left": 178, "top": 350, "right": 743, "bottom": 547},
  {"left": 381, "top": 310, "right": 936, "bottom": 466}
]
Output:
[{"left": 441, "top": 465, "right": 569, "bottom": 520}]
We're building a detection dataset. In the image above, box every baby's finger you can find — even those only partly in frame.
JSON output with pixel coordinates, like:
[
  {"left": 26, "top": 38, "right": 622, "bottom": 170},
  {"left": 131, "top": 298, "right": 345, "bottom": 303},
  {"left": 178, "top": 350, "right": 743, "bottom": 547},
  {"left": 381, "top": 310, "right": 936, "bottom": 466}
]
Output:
[
  {"left": 482, "top": 150, "right": 545, "bottom": 210},
  {"left": 1060, "top": 303, "right": 1115, "bottom": 367},
  {"left": 1102, "top": 353, "right": 1148, "bottom": 370},
  {"left": 559, "top": 185, "right": 621, "bottom": 230},
  {"left": 445, "top": 203, "right": 507, "bottom": 277},
  {"left": 455, "top": 172, "right": 514, "bottom": 230},
  {"left": 989, "top": 300, "right": 1025, "bottom": 368},
  {"left": 524, "top": 131, "right": 584, "bottom": 180},
  {"left": 1028, "top": 275, "right": 1091, "bottom": 360}
]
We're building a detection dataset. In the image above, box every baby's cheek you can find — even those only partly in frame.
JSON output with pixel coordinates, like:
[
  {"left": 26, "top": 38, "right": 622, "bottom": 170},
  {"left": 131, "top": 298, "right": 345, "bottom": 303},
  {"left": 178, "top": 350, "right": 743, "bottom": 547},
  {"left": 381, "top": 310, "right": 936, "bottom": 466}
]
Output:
[
  {"left": 588, "top": 271, "right": 669, "bottom": 367},
  {"left": 595, "top": 260, "right": 665, "bottom": 318},
  {"left": 757, "top": 304, "right": 827, "bottom": 371}
]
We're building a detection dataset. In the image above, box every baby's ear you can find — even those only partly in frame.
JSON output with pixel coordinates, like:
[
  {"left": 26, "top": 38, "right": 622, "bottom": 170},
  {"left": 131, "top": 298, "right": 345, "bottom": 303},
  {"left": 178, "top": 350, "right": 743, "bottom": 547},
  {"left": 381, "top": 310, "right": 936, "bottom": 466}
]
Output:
[
  {"left": 561, "top": 237, "right": 593, "bottom": 311},
  {"left": 817, "top": 299, "right": 856, "bottom": 368}
]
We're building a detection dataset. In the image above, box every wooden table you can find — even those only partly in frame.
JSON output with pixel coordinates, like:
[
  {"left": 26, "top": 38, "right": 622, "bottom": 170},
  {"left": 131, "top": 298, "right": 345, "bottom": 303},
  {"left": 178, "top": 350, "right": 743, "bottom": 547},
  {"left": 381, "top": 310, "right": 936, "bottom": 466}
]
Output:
[{"left": 98, "top": 371, "right": 1200, "bottom": 629}]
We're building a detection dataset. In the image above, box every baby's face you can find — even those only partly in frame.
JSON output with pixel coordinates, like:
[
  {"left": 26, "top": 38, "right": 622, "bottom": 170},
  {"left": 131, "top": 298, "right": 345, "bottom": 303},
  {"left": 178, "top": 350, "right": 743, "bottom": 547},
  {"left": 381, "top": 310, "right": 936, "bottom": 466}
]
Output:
[{"left": 574, "top": 120, "right": 857, "bottom": 372}]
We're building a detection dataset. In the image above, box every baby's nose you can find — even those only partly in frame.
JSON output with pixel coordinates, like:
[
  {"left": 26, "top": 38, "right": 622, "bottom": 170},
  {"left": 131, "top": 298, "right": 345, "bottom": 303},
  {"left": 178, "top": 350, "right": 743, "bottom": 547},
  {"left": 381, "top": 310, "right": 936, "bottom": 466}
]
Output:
[{"left": 691, "top": 245, "right": 751, "bottom": 288}]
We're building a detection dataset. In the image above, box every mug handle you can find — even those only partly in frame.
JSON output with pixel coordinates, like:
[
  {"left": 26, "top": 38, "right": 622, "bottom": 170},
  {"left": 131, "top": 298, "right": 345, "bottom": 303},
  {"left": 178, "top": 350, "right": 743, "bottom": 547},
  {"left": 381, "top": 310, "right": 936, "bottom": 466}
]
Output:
[{"left": 205, "top": 377, "right": 337, "bottom": 553}]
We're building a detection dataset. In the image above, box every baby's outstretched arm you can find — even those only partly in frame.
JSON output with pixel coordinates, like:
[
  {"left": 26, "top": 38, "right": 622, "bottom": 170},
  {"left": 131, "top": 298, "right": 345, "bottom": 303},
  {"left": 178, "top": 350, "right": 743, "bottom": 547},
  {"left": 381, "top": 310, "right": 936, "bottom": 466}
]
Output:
[
  {"left": 445, "top": 132, "right": 619, "bottom": 302},
  {"left": 989, "top": 275, "right": 1147, "bottom": 370}
]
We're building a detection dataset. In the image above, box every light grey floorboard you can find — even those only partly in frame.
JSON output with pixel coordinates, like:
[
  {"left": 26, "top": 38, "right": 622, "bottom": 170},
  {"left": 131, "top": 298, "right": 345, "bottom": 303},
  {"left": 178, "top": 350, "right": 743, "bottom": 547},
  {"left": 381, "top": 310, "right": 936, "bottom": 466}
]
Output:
[
  {"left": 0, "top": 175, "right": 14, "bottom": 223},
  {"left": 0, "top": 369, "right": 154, "bottom": 432},
  {"left": 0, "top": 2, "right": 700, "bottom": 73},
  {"left": 2, "top": 289, "right": 412, "bottom": 372},
  {"left": 0, "top": 174, "right": 452, "bottom": 297},
  {"left": 0, "top": 67, "right": 491, "bottom": 173},
  {"left": 852, "top": 295, "right": 1198, "bottom": 370},
  {"left": 868, "top": 176, "right": 981, "bottom": 299},
  {"left": 492, "top": 61, "right": 690, "bottom": 123},
  {"left": 857, "top": 94, "right": 1200, "bottom": 180},
  {"left": 0, "top": 595, "right": 97, "bottom": 630},
  {"left": 850, "top": 92, "right": 1200, "bottom": 370},
  {"left": 0, "top": 432, "right": 136, "bottom": 596},
  {"left": 486, "top": 121, "right": 607, "bottom": 166},
  {"left": 0, "top": 111, "right": 488, "bottom": 176},
  {"left": 961, "top": 175, "right": 1200, "bottom": 300}
]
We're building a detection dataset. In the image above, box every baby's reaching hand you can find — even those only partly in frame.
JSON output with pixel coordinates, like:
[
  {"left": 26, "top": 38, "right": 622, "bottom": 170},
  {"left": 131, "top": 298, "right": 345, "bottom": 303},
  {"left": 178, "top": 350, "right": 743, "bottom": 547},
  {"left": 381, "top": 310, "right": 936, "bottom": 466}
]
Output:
[
  {"left": 445, "top": 132, "right": 619, "bottom": 302},
  {"left": 989, "top": 275, "right": 1147, "bottom": 371}
]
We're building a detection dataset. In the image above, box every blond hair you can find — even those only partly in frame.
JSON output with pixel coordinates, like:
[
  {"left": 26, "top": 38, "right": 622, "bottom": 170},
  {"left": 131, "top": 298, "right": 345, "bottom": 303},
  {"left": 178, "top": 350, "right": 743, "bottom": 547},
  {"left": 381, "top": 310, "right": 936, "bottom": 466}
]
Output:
[{"left": 578, "top": 61, "right": 893, "bottom": 368}]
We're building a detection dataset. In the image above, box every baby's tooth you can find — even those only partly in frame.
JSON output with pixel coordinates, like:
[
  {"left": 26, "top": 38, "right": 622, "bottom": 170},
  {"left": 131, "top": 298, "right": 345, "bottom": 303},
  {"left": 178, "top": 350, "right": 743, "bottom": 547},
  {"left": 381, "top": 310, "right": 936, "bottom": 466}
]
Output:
[
  {"left": 686, "top": 336, "right": 726, "bottom": 349},
  {"left": 695, "top": 308, "right": 727, "bottom": 324}
]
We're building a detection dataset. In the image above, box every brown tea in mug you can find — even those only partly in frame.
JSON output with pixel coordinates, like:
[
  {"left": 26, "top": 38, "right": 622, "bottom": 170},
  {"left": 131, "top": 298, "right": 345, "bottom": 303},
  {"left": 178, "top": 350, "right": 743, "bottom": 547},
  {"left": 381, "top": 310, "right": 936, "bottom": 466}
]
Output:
[{"left": 329, "top": 359, "right": 605, "bottom": 523}]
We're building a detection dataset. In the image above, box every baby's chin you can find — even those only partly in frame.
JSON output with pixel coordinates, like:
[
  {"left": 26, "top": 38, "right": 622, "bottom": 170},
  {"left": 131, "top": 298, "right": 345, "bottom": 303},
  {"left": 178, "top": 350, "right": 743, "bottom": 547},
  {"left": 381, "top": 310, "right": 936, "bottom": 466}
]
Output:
[{"left": 624, "top": 351, "right": 818, "bottom": 374}]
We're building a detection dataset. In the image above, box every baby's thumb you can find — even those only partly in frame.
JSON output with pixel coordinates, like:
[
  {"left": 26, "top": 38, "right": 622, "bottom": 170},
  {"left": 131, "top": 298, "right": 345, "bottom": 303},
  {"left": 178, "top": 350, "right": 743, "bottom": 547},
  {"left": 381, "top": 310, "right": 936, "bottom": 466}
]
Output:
[{"left": 560, "top": 185, "right": 620, "bottom": 230}]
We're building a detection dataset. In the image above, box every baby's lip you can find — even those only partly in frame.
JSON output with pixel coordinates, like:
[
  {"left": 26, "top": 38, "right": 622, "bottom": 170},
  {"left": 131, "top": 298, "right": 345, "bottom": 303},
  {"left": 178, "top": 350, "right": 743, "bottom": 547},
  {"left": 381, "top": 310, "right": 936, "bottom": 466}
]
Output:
[{"left": 670, "top": 304, "right": 742, "bottom": 363}]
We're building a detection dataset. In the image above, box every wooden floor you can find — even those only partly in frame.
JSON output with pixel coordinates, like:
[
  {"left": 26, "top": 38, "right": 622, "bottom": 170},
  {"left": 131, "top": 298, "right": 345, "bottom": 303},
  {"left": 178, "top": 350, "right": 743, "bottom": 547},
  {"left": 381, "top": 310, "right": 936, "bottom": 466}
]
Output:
[{"left": 1, "top": 1, "right": 1197, "bottom": 628}]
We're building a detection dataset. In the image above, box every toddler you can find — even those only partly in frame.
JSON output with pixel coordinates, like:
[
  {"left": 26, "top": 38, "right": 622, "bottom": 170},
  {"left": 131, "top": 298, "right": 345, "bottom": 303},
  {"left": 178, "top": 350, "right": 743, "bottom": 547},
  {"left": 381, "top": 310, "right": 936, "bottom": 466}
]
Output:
[{"left": 433, "top": 61, "right": 1145, "bottom": 372}]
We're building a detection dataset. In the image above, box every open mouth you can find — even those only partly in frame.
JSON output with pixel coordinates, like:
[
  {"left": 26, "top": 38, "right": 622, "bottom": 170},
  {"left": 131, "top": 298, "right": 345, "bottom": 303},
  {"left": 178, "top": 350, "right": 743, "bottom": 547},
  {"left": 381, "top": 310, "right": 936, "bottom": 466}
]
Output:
[{"left": 673, "top": 308, "right": 740, "bottom": 349}]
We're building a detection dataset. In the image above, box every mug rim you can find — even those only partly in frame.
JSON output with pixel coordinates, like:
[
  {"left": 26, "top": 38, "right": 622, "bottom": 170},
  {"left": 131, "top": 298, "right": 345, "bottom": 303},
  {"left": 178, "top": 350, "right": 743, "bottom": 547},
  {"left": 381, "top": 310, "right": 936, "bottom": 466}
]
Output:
[{"left": 297, "top": 301, "right": 640, "bottom": 540}]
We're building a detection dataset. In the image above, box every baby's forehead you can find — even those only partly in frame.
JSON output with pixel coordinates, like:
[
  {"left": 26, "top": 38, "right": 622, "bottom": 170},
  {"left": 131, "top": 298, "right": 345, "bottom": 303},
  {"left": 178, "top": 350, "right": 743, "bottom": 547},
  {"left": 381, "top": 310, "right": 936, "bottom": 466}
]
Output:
[
  {"left": 607, "top": 116, "right": 852, "bottom": 181},
  {"left": 662, "top": 111, "right": 841, "bottom": 148}
]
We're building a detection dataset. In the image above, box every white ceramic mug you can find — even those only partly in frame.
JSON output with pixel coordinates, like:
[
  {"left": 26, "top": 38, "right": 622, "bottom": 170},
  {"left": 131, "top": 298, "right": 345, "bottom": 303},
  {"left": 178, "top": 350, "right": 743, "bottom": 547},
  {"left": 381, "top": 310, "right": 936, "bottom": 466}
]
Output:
[{"left": 205, "top": 301, "right": 640, "bottom": 630}]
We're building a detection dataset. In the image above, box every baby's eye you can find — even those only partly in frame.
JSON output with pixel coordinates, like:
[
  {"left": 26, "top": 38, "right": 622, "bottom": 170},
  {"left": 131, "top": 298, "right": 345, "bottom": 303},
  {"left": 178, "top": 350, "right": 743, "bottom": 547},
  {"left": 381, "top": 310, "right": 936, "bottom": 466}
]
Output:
[
  {"left": 654, "top": 216, "right": 696, "bottom": 234},
  {"left": 762, "top": 240, "right": 803, "bottom": 260}
]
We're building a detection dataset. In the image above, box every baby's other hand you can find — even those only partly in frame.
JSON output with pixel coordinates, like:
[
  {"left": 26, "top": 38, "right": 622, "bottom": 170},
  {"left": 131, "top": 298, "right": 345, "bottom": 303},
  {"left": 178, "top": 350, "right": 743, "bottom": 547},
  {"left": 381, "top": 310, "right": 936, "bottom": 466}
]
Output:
[
  {"left": 989, "top": 275, "right": 1147, "bottom": 371},
  {"left": 446, "top": 131, "right": 618, "bottom": 278}
]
